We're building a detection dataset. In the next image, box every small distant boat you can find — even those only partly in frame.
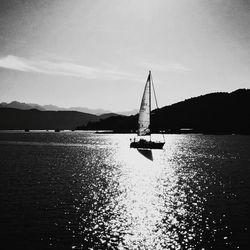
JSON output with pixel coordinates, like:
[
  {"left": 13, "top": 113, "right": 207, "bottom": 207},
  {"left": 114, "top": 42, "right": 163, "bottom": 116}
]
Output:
[
  {"left": 130, "top": 71, "right": 165, "bottom": 150},
  {"left": 24, "top": 129, "right": 29, "bottom": 132},
  {"left": 54, "top": 128, "right": 60, "bottom": 132}
]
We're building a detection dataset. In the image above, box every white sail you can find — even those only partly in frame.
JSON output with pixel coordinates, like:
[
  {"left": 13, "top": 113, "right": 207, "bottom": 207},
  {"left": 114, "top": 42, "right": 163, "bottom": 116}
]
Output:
[{"left": 138, "top": 73, "right": 151, "bottom": 136}]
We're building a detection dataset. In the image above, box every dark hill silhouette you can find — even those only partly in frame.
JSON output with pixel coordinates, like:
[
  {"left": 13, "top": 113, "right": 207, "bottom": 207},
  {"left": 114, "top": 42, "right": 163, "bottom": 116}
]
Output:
[
  {"left": 152, "top": 89, "right": 250, "bottom": 134},
  {"left": 83, "top": 89, "right": 250, "bottom": 134},
  {"left": 0, "top": 108, "right": 99, "bottom": 130}
]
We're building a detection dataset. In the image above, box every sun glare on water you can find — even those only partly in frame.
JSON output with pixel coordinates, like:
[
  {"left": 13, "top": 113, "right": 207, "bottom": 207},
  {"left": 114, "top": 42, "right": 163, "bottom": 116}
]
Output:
[{"left": 70, "top": 134, "right": 203, "bottom": 249}]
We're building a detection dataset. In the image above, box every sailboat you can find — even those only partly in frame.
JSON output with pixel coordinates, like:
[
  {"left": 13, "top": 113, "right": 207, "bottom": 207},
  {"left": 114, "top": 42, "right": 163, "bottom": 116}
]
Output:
[{"left": 130, "top": 71, "right": 165, "bottom": 150}]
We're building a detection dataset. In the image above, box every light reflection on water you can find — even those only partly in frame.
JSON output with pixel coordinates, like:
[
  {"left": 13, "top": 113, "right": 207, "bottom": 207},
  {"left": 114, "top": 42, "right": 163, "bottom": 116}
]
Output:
[{"left": 70, "top": 134, "right": 207, "bottom": 249}]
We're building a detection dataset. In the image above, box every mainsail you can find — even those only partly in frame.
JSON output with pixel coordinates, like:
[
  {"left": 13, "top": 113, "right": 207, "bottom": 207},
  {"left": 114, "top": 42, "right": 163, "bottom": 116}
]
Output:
[{"left": 138, "top": 73, "right": 151, "bottom": 136}]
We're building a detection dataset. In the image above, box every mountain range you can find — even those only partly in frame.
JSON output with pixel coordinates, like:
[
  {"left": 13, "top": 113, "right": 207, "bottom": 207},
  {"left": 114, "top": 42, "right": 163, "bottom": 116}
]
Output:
[
  {"left": 1, "top": 89, "right": 249, "bottom": 133},
  {"left": 0, "top": 101, "right": 138, "bottom": 116}
]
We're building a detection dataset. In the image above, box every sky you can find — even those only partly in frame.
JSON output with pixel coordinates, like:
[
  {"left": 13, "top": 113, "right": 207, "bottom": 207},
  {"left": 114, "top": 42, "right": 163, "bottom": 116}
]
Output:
[{"left": 0, "top": 0, "right": 249, "bottom": 112}]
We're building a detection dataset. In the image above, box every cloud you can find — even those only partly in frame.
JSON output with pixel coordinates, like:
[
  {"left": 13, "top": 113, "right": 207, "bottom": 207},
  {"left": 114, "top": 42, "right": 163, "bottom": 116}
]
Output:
[
  {"left": 0, "top": 55, "right": 134, "bottom": 81},
  {"left": 143, "top": 62, "right": 191, "bottom": 73}
]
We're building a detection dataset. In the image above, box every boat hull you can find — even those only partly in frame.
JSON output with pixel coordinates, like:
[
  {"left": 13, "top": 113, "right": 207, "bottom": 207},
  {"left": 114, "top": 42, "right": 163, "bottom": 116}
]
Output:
[{"left": 130, "top": 141, "right": 165, "bottom": 149}]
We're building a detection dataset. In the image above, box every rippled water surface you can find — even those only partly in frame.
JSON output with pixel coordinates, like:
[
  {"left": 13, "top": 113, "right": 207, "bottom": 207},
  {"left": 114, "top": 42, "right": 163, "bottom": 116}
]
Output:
[{"left": 0, "top": 131, "right": 250, "bottom": 249}]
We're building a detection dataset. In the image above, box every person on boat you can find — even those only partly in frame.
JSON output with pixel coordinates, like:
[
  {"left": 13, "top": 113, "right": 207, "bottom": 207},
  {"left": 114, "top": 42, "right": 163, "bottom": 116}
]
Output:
[{"left": 139, "top": 138, "right": 147, "bottom": 143}]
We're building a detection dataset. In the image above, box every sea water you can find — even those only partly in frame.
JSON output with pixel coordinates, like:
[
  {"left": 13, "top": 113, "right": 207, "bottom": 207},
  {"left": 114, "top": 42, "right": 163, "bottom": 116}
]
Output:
[{"left": 0, "top": 131, "right": 250, "bottom": 249}]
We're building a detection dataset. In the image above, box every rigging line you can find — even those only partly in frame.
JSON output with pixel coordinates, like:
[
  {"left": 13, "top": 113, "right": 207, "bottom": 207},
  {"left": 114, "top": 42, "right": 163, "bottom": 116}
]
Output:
[
  {"left": 149, "top": 70, "right": 152, "bottom": 141},
  {"left": 151, "top": 73, "right": 159, "bottom": 109},
  {"left": 151, "top": 72, "right": 166, "bottom": 142}
]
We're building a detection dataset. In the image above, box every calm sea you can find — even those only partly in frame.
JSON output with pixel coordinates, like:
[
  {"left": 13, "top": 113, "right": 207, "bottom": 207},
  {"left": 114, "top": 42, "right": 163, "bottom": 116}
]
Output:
[{"left": 0, "top": 131, "right": 250, "bottom": 250}]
